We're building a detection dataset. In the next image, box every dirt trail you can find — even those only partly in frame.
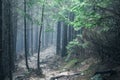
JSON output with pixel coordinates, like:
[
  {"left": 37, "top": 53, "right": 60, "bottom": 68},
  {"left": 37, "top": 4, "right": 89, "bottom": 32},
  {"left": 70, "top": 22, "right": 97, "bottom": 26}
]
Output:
[
  {"left": 14, "top": 46, "right": 96, "bottom": 80},
  {"left": 18, "top": 46, "right": 56, "bottom": 69},
  {"left": 14, "top": 46, "right": 64, "bottom": 80}
]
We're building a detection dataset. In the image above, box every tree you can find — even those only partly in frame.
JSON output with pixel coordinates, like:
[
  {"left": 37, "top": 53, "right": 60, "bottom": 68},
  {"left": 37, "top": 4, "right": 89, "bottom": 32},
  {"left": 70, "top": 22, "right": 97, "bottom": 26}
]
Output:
[
  {"left": 0, "top": 0, "right": 3, "bottom": 79},
  {"left": 61, "top": 22, "right": 68, "bottom": 57},
  {"left": 37, "top": 0, "right": 45, "bottom": 75},
  {"left": 56, "top": 21, "right": 61, "bottom": 55},
  {"left": 8, "top": 0, "right": 13, "bottom": 78},
  {"left": 24, "top": 0, "right": 29, "bottom": 70},
  {"left": 30, "top": 11, "right": 33, "bottom": 55},
  {"left": 1, "top": 0, "right": 17, "bottom": 79},
  {"left": 11, "top": 0, "right": 18, "bottom": 63}
]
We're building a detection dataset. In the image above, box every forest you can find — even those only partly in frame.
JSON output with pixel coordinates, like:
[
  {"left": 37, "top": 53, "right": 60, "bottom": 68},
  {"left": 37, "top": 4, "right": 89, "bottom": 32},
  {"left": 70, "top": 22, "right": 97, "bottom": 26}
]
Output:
[{"left": 0, "top": 0, "right": 120, "bottom": 80}]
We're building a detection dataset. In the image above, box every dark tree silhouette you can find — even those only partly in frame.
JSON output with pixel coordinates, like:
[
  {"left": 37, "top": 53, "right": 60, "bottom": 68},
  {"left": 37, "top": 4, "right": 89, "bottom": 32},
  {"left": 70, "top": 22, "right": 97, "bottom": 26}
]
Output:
[
  {"left": 24, "top": 0, "right": 29, "bottom": 70},
  {"left": 37, "top": 0, "right": 45, "bottom": 75}
]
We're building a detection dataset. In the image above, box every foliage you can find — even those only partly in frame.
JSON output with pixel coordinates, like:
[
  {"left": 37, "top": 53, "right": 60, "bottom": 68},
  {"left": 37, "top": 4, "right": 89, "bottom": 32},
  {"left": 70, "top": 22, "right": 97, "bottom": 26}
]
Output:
[
  {"left": 17, "top": 0, "right": 120, "bottom": 69},
  {"left": 52, "top": 0, "right": 117, "bottom": 32},
  {"left": 64, "top": 0, "right": 120, "bottom": 66},
  {"left": 66, "top": 38, "right": 80, "bottom": 58},
  {"left": 66, "top": 35, "right": 89, "bottom": 61},
  {"left": 70, "top": 0, "right": 112, "bottom": 30},
  {"left": 45, "top": 27, "right": 54, "bottom": 32},
  {"left": 66, "top": 39, "right": 80, "bottom": 53},
  {"left": 17, "top": 0, "right": 118, "bottom": 31},
  {"left": 64, "top": 59, "right": 78, "bottom": 69}
]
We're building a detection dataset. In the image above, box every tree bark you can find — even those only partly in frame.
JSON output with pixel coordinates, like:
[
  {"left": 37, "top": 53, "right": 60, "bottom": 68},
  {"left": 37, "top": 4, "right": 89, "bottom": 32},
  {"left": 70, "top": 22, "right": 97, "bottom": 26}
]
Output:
[
  {"left": 37, "top": 1, "right": 45, "bottom": 74},
  {"left": 56, "top": 21, "right": 61, "bottom": 55},
  {"left": 24, "top": 0, "right": 29, "bottom": 70},
  {"left": 0, "top": 0, "right": 4, "bottom": 79},
  {"left": 61, "top": 22, "right": 68, "bottom": 57},
  {"left": 30, "top": 16, "right": 33, "bottom": 55}
]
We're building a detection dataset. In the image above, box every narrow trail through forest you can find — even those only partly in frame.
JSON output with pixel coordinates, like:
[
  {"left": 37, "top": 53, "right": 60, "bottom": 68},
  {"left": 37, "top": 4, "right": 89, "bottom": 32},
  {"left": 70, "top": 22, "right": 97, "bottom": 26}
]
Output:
[
  {"left": 14, "top": 46, "right": 96, "bottom": 80},
  {"left": 14, "top": 46, "right": 58, "bottom": 80},
  {"left": 18, "top": 46, "right": 56, "bottom": 69}
]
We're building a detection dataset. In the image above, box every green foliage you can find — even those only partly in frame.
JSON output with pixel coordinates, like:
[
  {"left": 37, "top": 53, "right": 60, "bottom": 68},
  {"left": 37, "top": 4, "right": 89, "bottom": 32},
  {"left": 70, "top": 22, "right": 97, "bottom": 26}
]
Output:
[
  {"left": 27, "top": 0, "right": 45, "bottom": 7},
  {"left": 45, "top": 27, "right": 54, "bottom": 32},
  {"left": 64, "top": 59, "right": 78, "bottom": 69},
  {"left": 26, "top": 0, "right": 36, "bottom": 8},
  {"left": 16, "top": 7, "right": 43, "bottom": 26},
  {"left": 17, "top": 0, "right": 114, "bottom": 31},
  {"left": 67, "top": 39, "right": 80, "bottom": 48},
  {"left": 70, "top": 0, "right": 101, "bottom": 29},
  {"left": 66, "top": 38, "right": 89, "bottom": 54},
  {"left": 66, "top": 36, "right": 89, "bottom": 61},
  {"left": 66, "top": 39, "right": 80, "bottom": 54},
  {"left": 53, "top": 0, "right": 114, "bottom": 31}
]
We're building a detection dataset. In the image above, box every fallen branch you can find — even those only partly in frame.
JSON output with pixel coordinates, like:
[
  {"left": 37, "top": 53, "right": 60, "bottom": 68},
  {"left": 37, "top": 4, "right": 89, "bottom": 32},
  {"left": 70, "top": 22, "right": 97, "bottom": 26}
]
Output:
[{"left": 50, "top": 72, "right": 81, "bottom": 80}]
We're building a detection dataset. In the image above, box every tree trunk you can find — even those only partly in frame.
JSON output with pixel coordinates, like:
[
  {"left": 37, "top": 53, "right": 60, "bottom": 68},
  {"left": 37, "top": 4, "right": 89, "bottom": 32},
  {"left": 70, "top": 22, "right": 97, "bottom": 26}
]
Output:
[
  {"left": 61, "top": 22, "right": 68, "bottom": 57},
  {"left": 69, "top": 12, "right": 75, "bottom": 40},
  {"left": 31, "top": 17, "right": 33, "bottom": 55},
  {"left": 56, "top": 21, "right": 61, "bottom": 55},
  {"left": 24, "top": 0, "right": 29, "bottom": 70},
  {"left": 37, "top": 1, "right": 45, "bottom": 74},
  {"left": 11, "top": 0, "right": 18, "bottom": 70},
  {"left": 41, "top": 24, "right": 45, "bottom": 49},
  {"left": 0, "top": 0, "right": 4, "bottom": 79}
]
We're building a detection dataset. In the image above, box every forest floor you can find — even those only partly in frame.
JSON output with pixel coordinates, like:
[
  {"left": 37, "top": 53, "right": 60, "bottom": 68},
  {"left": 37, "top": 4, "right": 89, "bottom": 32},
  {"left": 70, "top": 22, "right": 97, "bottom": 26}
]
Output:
[
  {"left": 13, "top": 46, "right": 120, "bottom": 80},
  {"left": 13, "top": 46, "right": 99, "bottom": 80}
]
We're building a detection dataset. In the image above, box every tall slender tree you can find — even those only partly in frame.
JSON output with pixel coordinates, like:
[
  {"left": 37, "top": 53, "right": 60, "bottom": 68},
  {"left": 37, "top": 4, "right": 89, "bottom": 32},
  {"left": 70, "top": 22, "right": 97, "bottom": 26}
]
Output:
[
  {"left": 30, "top": 12, "right": 33, "bottom": 55},
  {"left": 24, "top": 0, "right": 29, "bottom": 70},
  {"left": 8, "top": 0, "right": 13, "bottom": 78},
  {"left": 37, "top": 0, "right": 45, "bottom": 74},
  {"left": 56, "top": 21, "right": 61, "bottom": 55},
  {"left": 61, "top": 22, "right": 68, "bottom": 57},
  {"left": 0, "top": 0, "right": 3, "bottom": 79}
]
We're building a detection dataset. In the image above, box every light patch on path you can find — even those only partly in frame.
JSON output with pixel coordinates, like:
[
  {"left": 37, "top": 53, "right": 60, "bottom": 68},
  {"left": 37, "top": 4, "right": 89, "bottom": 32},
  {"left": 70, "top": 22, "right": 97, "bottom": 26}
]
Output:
[
  {"left": 16, "top": 46, "right": 57, "bottom": 80},
  {"left": 18, "top": 46, "right": 56, "bottom": 69}
]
